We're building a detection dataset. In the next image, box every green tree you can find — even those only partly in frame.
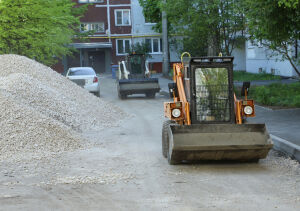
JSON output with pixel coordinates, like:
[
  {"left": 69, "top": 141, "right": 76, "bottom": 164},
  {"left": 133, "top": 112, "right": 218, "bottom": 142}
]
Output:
[
  {"left": 164, "top": 0, "right": 246, "bottom": 56},
  {"left": 0, "top": 0, "right": 87, "bottom": 65},
  {"left": 278, "top": 0, "right": 299, "bottom": 8},
  {"left": 245, "top": 0, "right": 300, "bottom": 76},
  {"left": 139, "top": 0, "right": 246, "bottom": 57},
  {"left": 129, "top": 42, "right": 152, "bottom": 59},
  {"left": 138, "top": 0, "right": 162, "bottom": 32}
]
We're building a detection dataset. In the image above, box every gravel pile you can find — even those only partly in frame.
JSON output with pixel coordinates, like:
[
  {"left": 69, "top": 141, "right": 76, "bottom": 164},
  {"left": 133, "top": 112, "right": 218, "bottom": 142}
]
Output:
[
  {"left": 0, "top": 54, "right": 127, "bottom": 160},
  {"left": 264, "top": 150, "right": 300, "bottom": 175}
]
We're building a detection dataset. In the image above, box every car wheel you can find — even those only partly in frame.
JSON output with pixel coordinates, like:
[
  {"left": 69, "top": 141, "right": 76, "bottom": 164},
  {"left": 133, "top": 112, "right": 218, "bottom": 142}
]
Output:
[
  {"left": 146, "top": 92, "right": 156, "bottom": 98},
  {"left": 94, "top": 90, "right": 100, "bottom": 97}
]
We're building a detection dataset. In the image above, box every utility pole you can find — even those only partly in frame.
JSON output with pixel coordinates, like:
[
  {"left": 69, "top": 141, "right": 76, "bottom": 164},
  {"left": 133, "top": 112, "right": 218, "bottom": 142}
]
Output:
[{"left": 162, "top": 0, "right": 169, "bottom": 77}]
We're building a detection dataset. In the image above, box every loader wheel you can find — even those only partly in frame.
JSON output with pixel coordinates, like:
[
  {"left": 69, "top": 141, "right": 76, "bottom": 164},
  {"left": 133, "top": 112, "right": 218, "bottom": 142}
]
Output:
[
  {"left": 168, "top": 155, "right": 181, "bottom": 165},
  {"left": 162, "top": 120, "right": 175, "bottom": 158},
  {"left": 117, "top": 84, "right": 126, "bottom": 99},
  {"left": 118, "top": 91, "right": 126, "bottom": 99},
  {"left": 146, "top": 92, "right": 156, "bottom": 98},
  {"left": 117, "top": 83, "right": 125, "bottom": 99}
]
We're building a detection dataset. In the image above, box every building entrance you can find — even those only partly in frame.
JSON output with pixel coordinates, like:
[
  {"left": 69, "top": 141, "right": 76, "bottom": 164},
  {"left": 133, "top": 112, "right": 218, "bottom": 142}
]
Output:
[{"left": 88, "top": 51, "right": 106, "bottom": 74}]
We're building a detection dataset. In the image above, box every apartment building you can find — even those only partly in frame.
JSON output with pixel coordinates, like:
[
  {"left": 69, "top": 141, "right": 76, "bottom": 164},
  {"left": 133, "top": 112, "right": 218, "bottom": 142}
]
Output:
[
  {"left": 53, "top": 0, "right": 180, "bottom": 74},
  {"left": 52, "top": 1, "right": 298, "bottom": 77},
  {"left": 131, "top": 0, "right": 180, "bottom": 73},
  {"left": 244, "top": 40, "right": 299, "bottom": 77}
]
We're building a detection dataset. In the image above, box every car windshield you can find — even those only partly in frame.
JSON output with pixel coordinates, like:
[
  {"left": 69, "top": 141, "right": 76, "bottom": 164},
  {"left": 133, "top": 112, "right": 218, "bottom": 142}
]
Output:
[{"left": 68, "top": 68, "right": 95, "bottom": 76}]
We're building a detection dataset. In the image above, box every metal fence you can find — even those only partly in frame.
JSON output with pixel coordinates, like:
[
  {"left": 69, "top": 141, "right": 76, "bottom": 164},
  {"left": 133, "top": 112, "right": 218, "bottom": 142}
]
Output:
[{"left": 195, "top": 84, "right": 230, "bottom": 122}]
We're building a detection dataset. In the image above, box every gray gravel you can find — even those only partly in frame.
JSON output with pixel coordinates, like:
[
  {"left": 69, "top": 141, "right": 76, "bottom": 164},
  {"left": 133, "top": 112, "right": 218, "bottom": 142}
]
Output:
[
  {"left": 0, "top": 54, "right": 127, "bottom": 161},
  {"left": 0, "top": 75, "right": 299, "bottom": 210}
]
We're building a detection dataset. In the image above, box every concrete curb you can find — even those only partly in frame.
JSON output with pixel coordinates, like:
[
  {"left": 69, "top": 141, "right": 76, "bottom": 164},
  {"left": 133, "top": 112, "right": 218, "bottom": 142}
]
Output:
[{"left": 271, "top": 134, "right": 300, "bottom": 162}]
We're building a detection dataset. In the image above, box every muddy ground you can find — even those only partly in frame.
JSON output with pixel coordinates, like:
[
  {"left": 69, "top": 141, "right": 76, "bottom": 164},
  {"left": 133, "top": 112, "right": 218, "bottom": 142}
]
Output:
[{"left": 0, "top": 76, "right": 300, "bottom": 211}]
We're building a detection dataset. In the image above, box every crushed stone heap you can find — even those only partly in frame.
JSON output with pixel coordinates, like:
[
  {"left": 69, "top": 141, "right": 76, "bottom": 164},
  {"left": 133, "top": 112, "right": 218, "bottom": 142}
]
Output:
[{"left": 0, "top": 54, "right": 127, "bottom": 160}]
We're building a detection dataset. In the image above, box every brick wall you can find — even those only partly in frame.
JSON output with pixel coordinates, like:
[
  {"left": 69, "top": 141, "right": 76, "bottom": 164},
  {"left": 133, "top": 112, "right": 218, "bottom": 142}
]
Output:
[
  {"left": 110, "top": 0, "right": 130, "bottom": 5},
  {"left": 110, "top": 6, "right": 132, "bottom": 34},
  {"left": 51, "top": 60, "right": 64, "bottom": 74}
]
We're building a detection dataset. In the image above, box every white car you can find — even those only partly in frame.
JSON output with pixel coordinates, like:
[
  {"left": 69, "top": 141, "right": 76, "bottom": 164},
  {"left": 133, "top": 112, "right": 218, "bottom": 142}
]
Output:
[{"left": 66, "top": 67, "right": 100, "bottom": 97}]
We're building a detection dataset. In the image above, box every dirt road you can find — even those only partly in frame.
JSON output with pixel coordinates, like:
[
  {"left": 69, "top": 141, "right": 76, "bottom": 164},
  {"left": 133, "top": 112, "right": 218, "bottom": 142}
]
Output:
[{"left": 1, "top": 76, "right": 300, "bottom": 211}]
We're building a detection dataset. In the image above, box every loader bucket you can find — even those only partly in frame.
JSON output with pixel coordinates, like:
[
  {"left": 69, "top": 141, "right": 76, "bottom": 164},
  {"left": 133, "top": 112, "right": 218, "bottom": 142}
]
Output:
[
  {"left": 167, "top": 124, "right": 273, "bottom": 164},
  {"left": 118, "top": 78, "right": 160, "bottom": 96}
]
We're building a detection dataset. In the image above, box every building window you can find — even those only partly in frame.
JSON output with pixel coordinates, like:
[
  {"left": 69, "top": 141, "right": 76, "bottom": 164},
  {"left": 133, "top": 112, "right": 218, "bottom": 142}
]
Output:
[
  {"left": 115, "top": 9, "right": 131, "bottom": 26},
  {"left": 80, "top": 22, "right": 105, "bottom": 33},
  {"left": 247, "top": 40, "right": 255, "bottom": 49},
  {"left": 116, "top": 39, "right": 131, "bottom": 55},
  {"left": 248, "top": 39, "right": 263, "bottom": 49},
  {"left": 79, "top": 0, "right": 104, "bottom": 3},
  {"left": 145, "top": 38, "right": 162, "bottom": 54}
]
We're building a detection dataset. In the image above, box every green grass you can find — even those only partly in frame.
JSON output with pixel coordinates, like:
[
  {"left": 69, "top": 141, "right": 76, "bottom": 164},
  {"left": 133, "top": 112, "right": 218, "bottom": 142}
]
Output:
[
  {"left": 251, "top": 83, "right": 300, "bottom": 107},
  {"left": 234, "top": 71, "right": 281, "bottom": 82}
]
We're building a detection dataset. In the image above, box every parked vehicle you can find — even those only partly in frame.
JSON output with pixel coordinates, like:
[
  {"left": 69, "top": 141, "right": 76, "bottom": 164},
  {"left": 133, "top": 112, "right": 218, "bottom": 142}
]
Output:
[
  {"left": 117, "top": 54, "right": 160, "bottom": 99},
  {"left": 66, "top": 67, "right": 100, "bottom": 97}
]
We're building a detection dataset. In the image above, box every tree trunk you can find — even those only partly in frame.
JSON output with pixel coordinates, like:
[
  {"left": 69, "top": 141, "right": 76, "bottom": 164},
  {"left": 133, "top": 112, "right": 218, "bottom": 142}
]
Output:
[
  {"left": 286, "top": 54, "right": 300, "bottom": 77},
  {"left": 284, "top": 43, "right": 300, "bottom": 77}
]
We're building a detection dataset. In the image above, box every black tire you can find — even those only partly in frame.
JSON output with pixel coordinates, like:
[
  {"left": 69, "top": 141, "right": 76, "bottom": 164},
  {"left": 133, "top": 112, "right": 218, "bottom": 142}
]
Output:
[
  {"left": 118, "top": 91, "right": 126, "bottom": 99},
  {"left": 167, "top": 130, "right": 181, "bottom": 165},
  {"left": 162, "top": 120, "right": 175, "bottom": 158},
  {"left": 163, "top": 120, "right": 181, "bottom": 165},
  {"left": 242, "top": 118, "right": 249, "bottom": 124},
  {"left": 117, "top": 83, "right": 126, "bottom": 99},
  {"left": 146, "top": 92, "right": 156, "bottom": 98},
  {"left": 95, "top": 90, "right": 100, "bottom": 97},
  {"left": 168, "top": 156, "right": 181, "bottom": 165}
]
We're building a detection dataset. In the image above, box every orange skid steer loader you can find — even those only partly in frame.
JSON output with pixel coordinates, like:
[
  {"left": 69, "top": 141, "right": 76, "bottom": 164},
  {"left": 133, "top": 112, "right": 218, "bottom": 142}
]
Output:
[{"left": 162, "top": 53, "right": 273, "bottom": 164}]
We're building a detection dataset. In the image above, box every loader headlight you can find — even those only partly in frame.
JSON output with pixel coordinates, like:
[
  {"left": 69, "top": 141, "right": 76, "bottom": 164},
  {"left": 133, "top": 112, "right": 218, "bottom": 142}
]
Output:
[
  {"left": 172, "top": 109, "right": 181, "bottom": 118},
  {"left": 244, "top": 106, "right": 253, "bottom": 115}
]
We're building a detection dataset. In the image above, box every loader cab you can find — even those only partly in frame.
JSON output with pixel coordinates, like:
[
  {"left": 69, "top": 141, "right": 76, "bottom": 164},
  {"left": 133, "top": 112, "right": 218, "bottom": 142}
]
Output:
[
  {"left": 126, "top": 54, "right": 146, "bottom": 78},
  {"left": 188, "top": 57, "right": 235, "bottom": 124}
]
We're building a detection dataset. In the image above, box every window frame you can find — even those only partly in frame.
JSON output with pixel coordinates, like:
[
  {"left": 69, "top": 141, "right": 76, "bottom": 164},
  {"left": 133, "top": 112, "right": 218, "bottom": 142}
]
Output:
[
  {"left": 248, "top": 39, "right": 263, "bottom": 49},
  {"left": 247, "top": 40, "right": 255, "bottom": 49},
  {"left": 78, "top": 0, "right": 104, "bottom": 3},
  {"left": 115, "top": 9, "right": 131, "bottom": 26},
  {"left": 80, "top": 22, "right": 105, "bottom": 33},
  {"left": 116, "top": 39, "right": 131, "bottom": 56},
  {"left": 145, "top": 38, "right": 163, "bottom": 54},
  {"left": 144, "top": 16, "right": 157, "bottom": 25}
]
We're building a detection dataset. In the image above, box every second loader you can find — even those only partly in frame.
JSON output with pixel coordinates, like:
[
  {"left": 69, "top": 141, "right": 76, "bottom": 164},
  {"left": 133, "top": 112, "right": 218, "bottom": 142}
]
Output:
[
  {"left": 162, "top": 53, "right": 273, "bottom": 164},
  {"left": 117, "top": 53, "right": 160, "bottom": 99}
]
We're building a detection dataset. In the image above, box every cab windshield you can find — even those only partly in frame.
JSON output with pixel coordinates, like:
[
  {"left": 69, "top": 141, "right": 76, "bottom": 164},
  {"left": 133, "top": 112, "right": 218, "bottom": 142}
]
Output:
[
  {"left": 194, "top": 67, "right": 230, "bottom": 122},
  {"left": 129, "top": 55, "right": 143, "bottom": 74}
]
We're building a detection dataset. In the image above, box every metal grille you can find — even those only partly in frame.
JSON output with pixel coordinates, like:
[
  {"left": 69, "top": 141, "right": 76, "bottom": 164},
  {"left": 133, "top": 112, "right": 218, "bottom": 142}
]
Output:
[{"left": 195, "top": 85, "right": 230, "bottom": 122}]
